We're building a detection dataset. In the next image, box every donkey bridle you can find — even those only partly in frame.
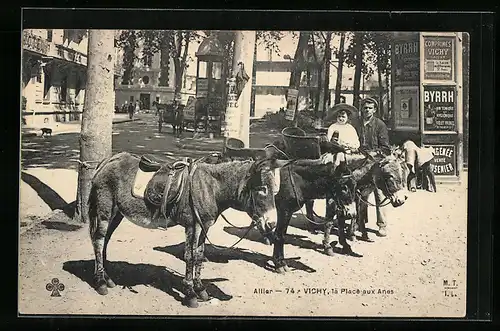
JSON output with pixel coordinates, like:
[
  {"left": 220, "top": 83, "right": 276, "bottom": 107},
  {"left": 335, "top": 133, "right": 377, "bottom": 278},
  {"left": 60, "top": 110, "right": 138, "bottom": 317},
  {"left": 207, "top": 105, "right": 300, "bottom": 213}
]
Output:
[{"left": 190, "top": 160, "right": 277, "bottom": 251}]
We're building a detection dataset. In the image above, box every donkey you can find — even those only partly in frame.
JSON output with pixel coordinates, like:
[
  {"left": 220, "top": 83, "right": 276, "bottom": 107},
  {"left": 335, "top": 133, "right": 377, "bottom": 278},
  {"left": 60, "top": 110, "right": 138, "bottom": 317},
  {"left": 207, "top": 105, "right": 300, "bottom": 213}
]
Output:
[
  {"left": 271, "top": 150, "right": 408, "bottom": 273},
  {"left": 262, "top": 158, "right": 359, "bottom": 274},
  {"left": 88, "top": 152, "right": 288, "bottom": 308}
]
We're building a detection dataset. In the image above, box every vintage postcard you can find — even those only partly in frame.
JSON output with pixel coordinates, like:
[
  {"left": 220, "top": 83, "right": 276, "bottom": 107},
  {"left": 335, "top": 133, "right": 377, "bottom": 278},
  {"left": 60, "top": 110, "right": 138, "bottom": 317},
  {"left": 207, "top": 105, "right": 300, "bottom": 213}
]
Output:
[{"left": 19, "top": 28, "right": 469, "bottom": 318}]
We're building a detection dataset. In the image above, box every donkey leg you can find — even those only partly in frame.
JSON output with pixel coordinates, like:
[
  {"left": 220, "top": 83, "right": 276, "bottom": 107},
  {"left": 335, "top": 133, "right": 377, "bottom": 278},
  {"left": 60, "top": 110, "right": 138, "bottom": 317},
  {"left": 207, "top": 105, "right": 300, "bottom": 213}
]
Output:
[
  {"left": 194, "top": 231, "right": 210, "bottom": 302},
  {"left": 337, "top": 217, "right": 353, "bottom": 255},
  {"left": 90, "top": 197, "right": 113, "bottom": 296},
  {"left": 305, "top": 200, "right": 319, "bottom": 234},
  {"left": 273, "top": 210, "right": 291, "bottom": 273},
  {"left": 323, "top": 220, "right": 335, "bottom": 256},
  {"left": 182, "top": 224, "right": 199, "bottom": 308},
  {"left": 323, "top": 198, "right": 336, "bottom": 256},
  {"left": 357, "top": 200, "right": 372, "bottom": 242},
  {"left": 102, "top": 211, "right": 124, "bottom": 289}
]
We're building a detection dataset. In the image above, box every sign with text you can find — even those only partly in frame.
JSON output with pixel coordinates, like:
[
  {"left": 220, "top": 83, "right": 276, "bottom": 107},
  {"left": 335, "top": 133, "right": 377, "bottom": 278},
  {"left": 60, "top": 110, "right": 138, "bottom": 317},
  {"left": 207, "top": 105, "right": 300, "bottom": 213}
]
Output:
[
  {"left": 423, "top": 36, "right": 454, "bottom": 81},
  {"left": 285, "top": 89, "right": 299, "bottom": 121},
  {"left": 196, "top": 79, "right": 208, "bottom": 98},
  {"left": 183, "top": 96, "right": 196, "bottom": 121},
  {"left": 423, "top": 85, "right": 456, "bottom": 132},
  {"left": 425, "top": 144, "right": 457, "bottom": 176},
  {"left": 393, "top": 86, "right": 419, "bottom": 130},
  {"left": 392, "top": 35, "right": 420, "bottom": 85}
]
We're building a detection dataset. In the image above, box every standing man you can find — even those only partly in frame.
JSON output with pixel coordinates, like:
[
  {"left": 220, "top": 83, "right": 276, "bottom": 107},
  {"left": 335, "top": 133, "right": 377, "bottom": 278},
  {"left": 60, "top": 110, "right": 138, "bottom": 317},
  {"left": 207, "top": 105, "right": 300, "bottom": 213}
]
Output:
[{"left": 357, "top": 97, "right": 391, "bottom": 237}]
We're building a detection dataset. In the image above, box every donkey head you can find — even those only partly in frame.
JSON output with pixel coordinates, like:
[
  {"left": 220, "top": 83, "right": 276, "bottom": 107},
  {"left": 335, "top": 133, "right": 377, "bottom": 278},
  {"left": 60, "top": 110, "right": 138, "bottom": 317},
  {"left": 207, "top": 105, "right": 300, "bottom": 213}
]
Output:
[
  {"left": 370, "top": 150, "right": 408, "bottom": 207},
  {"left": 244, "top": 158, "right": 290, "bottom": 239}
]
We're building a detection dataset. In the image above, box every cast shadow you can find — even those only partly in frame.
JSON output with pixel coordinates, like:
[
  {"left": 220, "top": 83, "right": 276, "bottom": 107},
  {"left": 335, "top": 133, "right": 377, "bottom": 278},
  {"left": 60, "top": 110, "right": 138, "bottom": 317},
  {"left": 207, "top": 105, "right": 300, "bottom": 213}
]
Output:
[
  {"left": 223, "top": 217, "right": 363, "bottom": 258},
  {"left": 154, "top": 242, "right": 316, "bottom": 274},
  {"left": 62, "top": 260, "right": 232, "bottom": 303},
  {"left": 21, "top": 171, "right": 76, "bottom": 219},
  {"left": 41, "top": 218, "right": 82, "bottom": 232}
]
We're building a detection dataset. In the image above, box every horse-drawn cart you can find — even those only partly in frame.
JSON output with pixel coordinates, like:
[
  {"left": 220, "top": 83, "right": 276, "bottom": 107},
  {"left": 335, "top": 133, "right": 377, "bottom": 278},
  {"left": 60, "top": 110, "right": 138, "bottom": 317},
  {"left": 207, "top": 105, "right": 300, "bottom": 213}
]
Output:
[{"left": 155, "top": 102, "right": 186, "bottom": 135}]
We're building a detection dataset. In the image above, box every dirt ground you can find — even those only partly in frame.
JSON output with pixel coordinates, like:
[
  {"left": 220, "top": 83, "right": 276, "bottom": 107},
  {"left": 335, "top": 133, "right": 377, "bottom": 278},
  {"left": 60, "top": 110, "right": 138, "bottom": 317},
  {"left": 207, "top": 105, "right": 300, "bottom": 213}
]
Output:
[{"left": 18, "top": 174, "right": 468, "bottom": 317}]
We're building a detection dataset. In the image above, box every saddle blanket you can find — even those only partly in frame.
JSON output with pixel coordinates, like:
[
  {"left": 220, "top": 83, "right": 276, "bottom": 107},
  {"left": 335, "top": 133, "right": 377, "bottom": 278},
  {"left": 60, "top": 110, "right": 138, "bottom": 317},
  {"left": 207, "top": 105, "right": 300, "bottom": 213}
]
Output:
[{"left": 132, "top": 168, "right": 156, "bottom": 199}]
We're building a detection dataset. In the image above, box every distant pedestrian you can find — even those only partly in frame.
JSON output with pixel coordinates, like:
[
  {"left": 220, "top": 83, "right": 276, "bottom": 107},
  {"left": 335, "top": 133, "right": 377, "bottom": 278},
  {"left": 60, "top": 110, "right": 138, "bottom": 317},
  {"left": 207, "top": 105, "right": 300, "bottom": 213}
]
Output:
[{"left": 128, "top": 102, "right": 134, "bottom": 119}]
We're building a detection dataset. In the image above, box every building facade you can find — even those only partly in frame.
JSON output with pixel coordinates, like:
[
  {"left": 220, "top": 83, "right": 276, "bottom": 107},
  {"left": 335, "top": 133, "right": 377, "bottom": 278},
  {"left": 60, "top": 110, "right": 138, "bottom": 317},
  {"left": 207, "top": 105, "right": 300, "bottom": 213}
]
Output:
[
  {"left": 114, "top": 40, "right": 200, "bottom": 110},
  {"left": 22, "top": 29, "right": 90, "bottom": 126},
  {"left": 252, "top": 32, "right": 388, "bottom": 118},
  {"left": 112, "top": 31, "right": 389, "bottom": 118}
]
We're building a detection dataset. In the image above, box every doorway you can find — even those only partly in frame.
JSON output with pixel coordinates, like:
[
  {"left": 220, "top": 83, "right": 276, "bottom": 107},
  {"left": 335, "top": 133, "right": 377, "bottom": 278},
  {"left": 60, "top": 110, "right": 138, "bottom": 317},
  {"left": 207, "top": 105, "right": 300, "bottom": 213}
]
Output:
[{"left": 140, "top": 93, "right": 151, "bottom": 110}]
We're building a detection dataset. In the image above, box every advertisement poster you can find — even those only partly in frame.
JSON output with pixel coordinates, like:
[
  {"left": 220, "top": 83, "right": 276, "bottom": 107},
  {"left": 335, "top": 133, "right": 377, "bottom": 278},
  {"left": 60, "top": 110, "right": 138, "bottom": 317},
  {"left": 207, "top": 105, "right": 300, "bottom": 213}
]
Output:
[
  {"left": 196, "top": 79, "right": 208, "bottom": 98},
  {"left": 285, "top": 88, "right": 298, "bottom": 121},
  {"left": 393, "top": 86, "right": 419, "bottom": 130},
  {"left": 423, "top": 85, "right": 456, "bottom": 132},
  {"left": 392, "top": 35, "right": 420, "bottom": 85},
  {"left": 423, "top": 36, "right": 454, "bottom": 81},
  {"left": 425, "top": 144, "right": 457, "bottom": 176},
  {"left": 183, "top": 96, "right": 196, "bottom": 121}
]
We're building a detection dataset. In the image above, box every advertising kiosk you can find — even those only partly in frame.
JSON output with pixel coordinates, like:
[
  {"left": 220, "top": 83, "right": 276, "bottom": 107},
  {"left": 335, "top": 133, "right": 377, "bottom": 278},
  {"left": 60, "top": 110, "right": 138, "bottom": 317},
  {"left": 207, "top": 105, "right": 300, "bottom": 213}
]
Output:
[
  {"left": 195, "top": 35, "right": 227, "bottom": 137},
  {"left": 390, "top": 32, "right": 464, "bottom": 184}
]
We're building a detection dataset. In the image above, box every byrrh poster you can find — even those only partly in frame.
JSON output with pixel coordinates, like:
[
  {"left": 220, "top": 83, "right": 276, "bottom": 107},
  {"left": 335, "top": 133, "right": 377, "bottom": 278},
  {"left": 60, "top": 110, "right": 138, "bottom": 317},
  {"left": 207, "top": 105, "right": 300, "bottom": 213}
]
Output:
[{"left": 423, "top": 85, "right": 456, "bottom": 132}]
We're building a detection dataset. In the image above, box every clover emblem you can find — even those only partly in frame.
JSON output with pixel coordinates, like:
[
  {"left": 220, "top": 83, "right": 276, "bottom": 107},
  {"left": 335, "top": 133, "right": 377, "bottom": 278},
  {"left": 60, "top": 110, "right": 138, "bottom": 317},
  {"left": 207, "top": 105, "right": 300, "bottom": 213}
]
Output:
[{"left": 46, "top": 278, "right": 65, "bottom": 297}]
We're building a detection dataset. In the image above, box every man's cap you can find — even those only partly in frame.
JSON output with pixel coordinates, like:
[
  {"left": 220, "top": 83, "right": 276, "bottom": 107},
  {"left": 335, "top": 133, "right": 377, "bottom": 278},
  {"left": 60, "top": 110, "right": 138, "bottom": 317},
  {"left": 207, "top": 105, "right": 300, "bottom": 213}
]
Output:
[
  {"left": 325, "top": 103, "right": 359, "bottom": 123},
  {"left": 361, "top": 97, "right": 379, "bottom": 109}
]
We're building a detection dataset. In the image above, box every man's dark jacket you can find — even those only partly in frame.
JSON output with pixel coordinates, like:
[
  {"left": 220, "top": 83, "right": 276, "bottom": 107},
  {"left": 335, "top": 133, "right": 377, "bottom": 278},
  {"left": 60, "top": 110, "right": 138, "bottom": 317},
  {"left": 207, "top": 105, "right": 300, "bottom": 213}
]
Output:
[{"left": 354, "top": 116, "right": 391, "bottom": 155}]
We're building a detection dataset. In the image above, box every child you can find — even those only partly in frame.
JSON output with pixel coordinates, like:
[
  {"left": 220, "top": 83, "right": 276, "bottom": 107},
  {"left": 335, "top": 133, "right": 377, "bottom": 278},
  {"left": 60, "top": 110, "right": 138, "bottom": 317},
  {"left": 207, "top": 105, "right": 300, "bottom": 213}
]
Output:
[
  {"left": 326, "top": 104, "right": 360, "bottom": 152},
  {"left": 321, "top": 103, "right": 360, "bottom": 166}
]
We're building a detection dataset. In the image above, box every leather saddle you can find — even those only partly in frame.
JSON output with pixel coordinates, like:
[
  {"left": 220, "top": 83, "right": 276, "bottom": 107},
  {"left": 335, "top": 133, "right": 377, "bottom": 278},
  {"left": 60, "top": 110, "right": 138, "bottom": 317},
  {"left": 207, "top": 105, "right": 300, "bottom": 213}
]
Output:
[
  {"left": 141, "top": 155, "right": 193, "bottom": 221},
  {"left": 139, "top": 154, "right": 182, "bottom": 172}
]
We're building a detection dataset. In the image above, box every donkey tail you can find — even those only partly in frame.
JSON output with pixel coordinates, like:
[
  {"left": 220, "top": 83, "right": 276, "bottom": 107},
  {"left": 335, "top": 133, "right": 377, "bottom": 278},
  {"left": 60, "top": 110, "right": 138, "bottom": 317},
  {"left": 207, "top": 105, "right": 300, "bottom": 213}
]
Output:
[{"left": 88, "top": 183, "right": 99, "bottom": 238}]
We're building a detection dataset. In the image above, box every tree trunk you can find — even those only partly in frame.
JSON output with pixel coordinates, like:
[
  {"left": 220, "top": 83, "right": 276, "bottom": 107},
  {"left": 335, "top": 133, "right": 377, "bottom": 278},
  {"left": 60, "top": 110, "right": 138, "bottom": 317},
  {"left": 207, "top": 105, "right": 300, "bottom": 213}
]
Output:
[
  {"left": 289, "top": 32, "right": 310, "bottom": 90},
  {"left": 288, "top": 32, "right": 310, "bottom": 126},
  {"left": 385, "top": 66, "right": 390, "bottom": 110},
  {"left": 73, "top": 30, "right": 115, "bottom": 224},
  {"left": 352, "top": 33, "right": 363, "bottom": 110},
  {"left": 159, "top": 40, "right": 170, "bottom": 87},
  {"left": 322, "top": 32, "right": 332, "bottom": 117},
  {"left": 234, "top": 31, "right": 256, "bottom": 147},
  {"left": 172, "top": 56, "right": 183, "bottom": 96},
  {"left": 376, "top": 50, "right": 385, "bottom": 119},
  {"left": 334, "top": 32, "right": 346, "bottom": 105}
]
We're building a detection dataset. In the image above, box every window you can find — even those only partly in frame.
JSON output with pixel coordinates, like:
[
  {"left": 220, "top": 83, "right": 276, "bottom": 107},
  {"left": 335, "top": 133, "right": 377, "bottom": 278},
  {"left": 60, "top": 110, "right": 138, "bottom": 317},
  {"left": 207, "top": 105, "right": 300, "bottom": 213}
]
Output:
[
  {"left": 156, "top": 96, "right": 160, "bottom": 102},
  {"left": 130, "top": 96, "right": 134, "bottom": 102},
  {"left": 36, "top": 69, "right": 42, "bottom": 83},
  {"left": 143, "top": 54, "right": 152, "bottom": 67},
  {"left": 198, "top": 61, "right": 207, "bottom": 78},
  {"left": 212, "top": 62, "right": 222, "bottom": 80},
  {"left": 60, "top": 76, "right": 67, "bottom": 103},
  {"left": 142, "top": 75, "right": 150, "bottom": 85},
  {"left": 43, "top": 70, "right": 51, "bottom": 101},
  {"left": 47, "top": 30, "right": 53, "bottom": 42}
]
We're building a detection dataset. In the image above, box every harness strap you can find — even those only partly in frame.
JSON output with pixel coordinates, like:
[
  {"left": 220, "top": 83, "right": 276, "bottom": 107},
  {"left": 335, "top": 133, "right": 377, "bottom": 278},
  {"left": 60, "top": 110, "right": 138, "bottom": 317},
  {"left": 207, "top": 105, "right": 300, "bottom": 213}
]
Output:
[
  {"left": 189, "top": 161, "right": 259, "bottom": 251},
  {"left": 355, "top": 190, "right": 391, "bottom": 207}
]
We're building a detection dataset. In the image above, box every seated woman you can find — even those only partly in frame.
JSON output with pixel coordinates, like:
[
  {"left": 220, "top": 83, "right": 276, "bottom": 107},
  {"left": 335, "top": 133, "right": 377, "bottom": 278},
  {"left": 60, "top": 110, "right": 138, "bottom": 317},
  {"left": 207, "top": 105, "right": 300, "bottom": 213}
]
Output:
[{"left": 321, "top": 103, "right": 360, "bottom": 166}]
